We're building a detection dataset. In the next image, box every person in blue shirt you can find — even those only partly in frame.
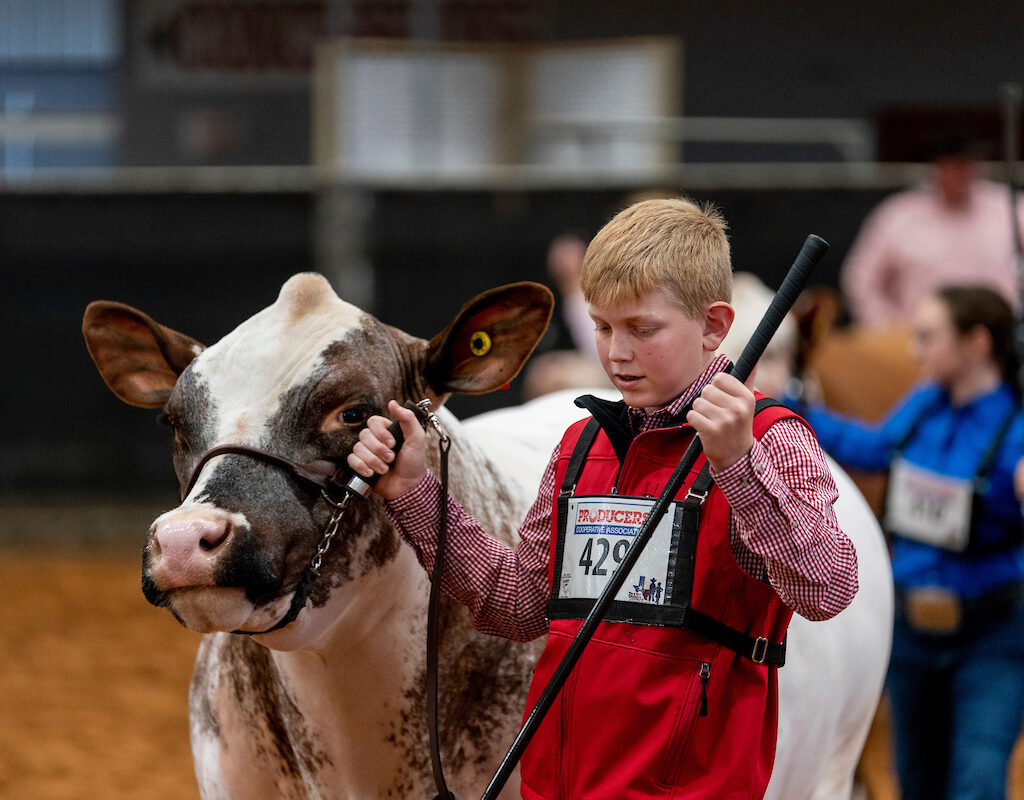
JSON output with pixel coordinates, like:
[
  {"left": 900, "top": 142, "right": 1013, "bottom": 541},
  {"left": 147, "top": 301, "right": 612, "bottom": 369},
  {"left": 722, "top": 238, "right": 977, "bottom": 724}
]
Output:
[{"left": 796, "top": 284, "right": 1024, "bottom": 800}]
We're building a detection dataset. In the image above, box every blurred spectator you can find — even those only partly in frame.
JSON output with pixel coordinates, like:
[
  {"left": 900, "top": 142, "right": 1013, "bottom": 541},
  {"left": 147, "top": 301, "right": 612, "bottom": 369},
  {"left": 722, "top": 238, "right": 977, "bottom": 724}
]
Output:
[
  {"left": 841, "top": 130, "right": 1024, "bottom": 327},
  {"left": 793, "top": 284, "right": 1024, "bottom": 800},
  {"left": 521, "top": 348, "right": 610, "bottom": 401},
  {"left": 522, "top": 231, "right": 612, "bottom": 399},
  {"left": 546, "top": 231, "right": 598, "bottom": 358},
  {"left": 718, "top": 271, "right": 810, "bottom": 401}
]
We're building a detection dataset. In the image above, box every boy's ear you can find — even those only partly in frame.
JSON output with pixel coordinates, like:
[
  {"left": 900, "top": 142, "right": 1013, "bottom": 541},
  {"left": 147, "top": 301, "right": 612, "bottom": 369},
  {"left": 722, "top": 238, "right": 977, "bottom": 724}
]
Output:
[{"left": 703, "top": 301, "right": 735, "bottom": 352}]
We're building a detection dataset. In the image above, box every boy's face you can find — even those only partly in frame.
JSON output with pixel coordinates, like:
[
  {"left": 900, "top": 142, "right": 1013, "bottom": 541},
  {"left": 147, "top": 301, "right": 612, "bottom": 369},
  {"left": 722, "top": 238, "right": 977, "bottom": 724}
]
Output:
[{"left": 589, "top": 289, "right": 732, "bottom": 413}]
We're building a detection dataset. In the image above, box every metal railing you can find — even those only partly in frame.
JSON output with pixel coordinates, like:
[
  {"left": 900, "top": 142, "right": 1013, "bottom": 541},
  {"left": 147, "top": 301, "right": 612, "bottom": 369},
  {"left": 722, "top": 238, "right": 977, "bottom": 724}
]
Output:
[{"left": 0, "top": 111, "right": 958, "bottom": 193}]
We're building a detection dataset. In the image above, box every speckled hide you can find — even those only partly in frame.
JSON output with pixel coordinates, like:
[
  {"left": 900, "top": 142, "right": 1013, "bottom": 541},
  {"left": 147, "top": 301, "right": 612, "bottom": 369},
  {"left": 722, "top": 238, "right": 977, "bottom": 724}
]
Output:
[{"left": 82, "top": 274, "right": 554, "bottom": 800}]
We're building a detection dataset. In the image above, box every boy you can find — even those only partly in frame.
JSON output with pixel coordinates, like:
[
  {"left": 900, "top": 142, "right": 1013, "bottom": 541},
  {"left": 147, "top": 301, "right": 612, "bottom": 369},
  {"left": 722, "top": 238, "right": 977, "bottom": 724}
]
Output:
[{"left": 348, "top": 197, "right": 858, "bottom": 799}]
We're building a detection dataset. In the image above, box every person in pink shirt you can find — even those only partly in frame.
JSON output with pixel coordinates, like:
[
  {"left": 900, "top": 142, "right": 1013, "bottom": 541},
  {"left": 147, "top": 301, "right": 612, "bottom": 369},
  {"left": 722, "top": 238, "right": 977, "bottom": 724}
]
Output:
[{"left": 841, "top": 131, "right": 1024, "bottom": 327}]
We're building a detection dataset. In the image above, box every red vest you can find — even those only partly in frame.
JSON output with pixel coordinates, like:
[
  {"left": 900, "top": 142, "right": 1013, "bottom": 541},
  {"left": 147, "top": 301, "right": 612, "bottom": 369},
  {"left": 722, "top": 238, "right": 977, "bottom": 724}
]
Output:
[{"left": 519, "top": 401, "right": 797, "bottom": 800}]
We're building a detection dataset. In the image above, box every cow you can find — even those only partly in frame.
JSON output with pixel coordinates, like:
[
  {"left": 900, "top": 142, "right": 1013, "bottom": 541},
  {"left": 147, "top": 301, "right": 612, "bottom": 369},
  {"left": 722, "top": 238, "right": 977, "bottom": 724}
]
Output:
[
  {"left": 82, "top": 273, "right": 553, "bottom": 800},
  {"left": 83, "top": 272, "right": 892, "bottom": 800}
]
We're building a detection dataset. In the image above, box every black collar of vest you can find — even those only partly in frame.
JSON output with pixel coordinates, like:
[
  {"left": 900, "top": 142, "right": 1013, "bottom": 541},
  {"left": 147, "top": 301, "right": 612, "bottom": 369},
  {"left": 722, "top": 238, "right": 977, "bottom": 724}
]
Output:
[{"left": 574, "top": 394, "right": 695, "bottom": 465}]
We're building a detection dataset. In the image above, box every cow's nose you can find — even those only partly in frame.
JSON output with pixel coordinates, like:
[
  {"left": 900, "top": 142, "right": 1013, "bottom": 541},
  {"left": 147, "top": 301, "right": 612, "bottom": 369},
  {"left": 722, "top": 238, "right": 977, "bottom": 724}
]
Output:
[
  {"left": 150, "top": 515, "right": 233, "bottom": 588},
  {"left": 198, "top": 522, "right": 229, "bottom": 551},
  {"left": 152, "top": 517, "right": 230, "bottom": 557}
]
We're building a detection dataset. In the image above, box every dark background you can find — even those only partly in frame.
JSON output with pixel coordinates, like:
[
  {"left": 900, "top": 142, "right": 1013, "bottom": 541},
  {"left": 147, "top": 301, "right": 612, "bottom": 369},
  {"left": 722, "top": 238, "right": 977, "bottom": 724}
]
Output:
[{"left": 3, "top": 0, "right": 1024, "bottom": 497}]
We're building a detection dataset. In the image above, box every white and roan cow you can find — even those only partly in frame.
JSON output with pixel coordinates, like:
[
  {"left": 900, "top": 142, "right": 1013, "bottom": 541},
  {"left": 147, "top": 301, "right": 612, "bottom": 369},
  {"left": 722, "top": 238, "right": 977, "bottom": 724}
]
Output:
[{"left": 83, "top": 272, "right": 892, "bottom": 800}]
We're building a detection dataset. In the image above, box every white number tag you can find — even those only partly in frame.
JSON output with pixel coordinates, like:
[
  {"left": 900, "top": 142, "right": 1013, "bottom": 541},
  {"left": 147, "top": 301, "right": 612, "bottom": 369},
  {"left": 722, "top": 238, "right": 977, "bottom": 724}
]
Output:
[
  {"left": 885, "top": 457, "right": 974, "bottom": 552},
  {"left": 557, "top": 496, "right": 676, "bottom": 605}
]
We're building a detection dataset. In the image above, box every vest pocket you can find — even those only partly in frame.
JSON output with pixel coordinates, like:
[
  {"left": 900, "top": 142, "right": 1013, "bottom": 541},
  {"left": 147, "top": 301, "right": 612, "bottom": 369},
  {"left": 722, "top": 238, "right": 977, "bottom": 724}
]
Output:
[{"left": 656, "top": 660, "right": 708, "bottom": 788}]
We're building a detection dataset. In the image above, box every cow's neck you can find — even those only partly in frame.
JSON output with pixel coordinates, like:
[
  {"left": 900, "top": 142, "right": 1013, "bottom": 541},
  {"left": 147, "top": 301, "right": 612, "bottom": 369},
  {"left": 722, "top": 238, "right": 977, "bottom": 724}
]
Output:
[{"left": 265, "top": 542, "right": 434, "bottom": 793}]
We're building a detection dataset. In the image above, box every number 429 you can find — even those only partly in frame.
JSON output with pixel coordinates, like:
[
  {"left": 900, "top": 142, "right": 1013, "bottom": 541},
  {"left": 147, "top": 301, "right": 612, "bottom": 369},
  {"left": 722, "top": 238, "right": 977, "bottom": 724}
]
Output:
[{"left": 578, "top": 536, "right": 630, "bottom": 575}]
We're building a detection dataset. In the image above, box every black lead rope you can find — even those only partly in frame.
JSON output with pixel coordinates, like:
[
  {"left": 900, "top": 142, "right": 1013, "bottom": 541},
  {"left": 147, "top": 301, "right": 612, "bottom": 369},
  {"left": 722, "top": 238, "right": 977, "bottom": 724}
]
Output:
[{"left": 427, "top": 428, "right": 461, "bottom": 800}]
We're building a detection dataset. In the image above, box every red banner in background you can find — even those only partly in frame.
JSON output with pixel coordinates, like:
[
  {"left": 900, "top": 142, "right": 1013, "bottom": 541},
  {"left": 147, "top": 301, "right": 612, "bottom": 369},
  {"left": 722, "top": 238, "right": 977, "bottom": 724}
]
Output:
[{"left": 135, "top": 0, "right": 535, "bottom": 81}]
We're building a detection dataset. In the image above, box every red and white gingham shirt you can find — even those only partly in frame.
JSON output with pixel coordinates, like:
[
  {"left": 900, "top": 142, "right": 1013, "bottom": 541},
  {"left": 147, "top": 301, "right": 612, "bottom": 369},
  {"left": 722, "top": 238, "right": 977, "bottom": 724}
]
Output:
[{"left": 387, "top": 356, "right": 858, "bottom": 641}]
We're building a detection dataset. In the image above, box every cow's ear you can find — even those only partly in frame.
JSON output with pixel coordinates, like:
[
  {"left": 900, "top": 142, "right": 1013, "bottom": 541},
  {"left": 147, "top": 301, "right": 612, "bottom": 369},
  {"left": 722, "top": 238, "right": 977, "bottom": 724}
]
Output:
[
  {"left": 424, "top": 282, "right": 554, "bottom": 395},
  {"left": 83, "top": 301, "right": 205, "bottom": 408}
]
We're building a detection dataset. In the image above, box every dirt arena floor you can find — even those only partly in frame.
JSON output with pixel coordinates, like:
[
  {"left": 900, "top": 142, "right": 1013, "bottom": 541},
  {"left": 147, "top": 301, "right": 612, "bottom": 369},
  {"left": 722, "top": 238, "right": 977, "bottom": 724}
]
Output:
[
  {"left": 0, "top": 498, "right": 201, "bottom": 800},
  {"left": 1, "top": 499, "right": 1022, "bottom": 800},
  {"left": 0, "top": 549, "right": 200, "bottom": 800}
]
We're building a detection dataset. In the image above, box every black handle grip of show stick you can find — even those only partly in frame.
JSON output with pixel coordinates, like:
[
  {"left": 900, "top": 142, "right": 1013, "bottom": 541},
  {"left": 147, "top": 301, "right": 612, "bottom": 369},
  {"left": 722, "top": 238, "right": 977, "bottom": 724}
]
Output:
[{"left": 479, "top": 233, "right": 829, "bottom": 800}]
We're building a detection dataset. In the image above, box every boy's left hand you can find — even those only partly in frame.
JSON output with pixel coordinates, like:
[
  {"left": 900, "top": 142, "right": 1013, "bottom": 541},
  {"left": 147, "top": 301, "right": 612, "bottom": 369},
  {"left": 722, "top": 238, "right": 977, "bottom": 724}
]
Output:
[{"left": 687, "top": 372, "right": 755, "bottom": 472}]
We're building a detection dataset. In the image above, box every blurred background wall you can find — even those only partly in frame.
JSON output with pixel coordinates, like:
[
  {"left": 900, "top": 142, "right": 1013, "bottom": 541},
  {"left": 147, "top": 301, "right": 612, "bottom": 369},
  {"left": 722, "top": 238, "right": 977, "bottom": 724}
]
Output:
[{"left": 3, "top": 0, "right": 1024, "bottom": 500}]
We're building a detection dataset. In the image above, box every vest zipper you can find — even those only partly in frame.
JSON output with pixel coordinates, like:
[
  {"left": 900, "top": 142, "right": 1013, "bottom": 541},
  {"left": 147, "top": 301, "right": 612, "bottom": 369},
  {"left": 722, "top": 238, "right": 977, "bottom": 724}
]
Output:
[{"left": 699, "top": 661, "right": 711, "bottom": 717}]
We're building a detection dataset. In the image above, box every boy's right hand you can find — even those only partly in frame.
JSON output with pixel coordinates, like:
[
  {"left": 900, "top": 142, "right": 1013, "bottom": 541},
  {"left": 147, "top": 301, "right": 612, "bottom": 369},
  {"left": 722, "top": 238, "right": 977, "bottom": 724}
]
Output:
[{"left": 346, "top": 400, "right": 427, "bottom": 500}]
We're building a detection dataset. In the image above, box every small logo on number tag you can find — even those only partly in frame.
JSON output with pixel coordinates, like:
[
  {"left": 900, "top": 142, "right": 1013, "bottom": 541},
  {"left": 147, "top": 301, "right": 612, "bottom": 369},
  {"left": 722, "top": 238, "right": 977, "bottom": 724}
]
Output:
[{"left": 628, "top": 575, "right": 664, "bottom": 603}]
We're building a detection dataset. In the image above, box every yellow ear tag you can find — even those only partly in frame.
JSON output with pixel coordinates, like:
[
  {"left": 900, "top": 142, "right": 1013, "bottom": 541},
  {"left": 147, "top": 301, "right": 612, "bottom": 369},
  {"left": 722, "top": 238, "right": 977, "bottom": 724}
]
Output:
[{"left": 470, "top": 331, "right": 492, "bottom": 357}]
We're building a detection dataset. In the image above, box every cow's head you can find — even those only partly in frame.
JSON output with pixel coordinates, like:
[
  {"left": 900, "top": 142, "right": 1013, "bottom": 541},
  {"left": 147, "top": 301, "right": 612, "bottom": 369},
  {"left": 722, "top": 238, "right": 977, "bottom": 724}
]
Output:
[{"left": 83, "top": 273, "right": 552, "bottom": 640}]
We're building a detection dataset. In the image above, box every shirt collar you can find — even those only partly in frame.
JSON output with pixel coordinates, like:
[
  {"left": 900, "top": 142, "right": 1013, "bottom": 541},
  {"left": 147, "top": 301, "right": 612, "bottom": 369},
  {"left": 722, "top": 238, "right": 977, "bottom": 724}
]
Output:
[{"left": 626, "top": 354, "right": 732, "bottom": 434}]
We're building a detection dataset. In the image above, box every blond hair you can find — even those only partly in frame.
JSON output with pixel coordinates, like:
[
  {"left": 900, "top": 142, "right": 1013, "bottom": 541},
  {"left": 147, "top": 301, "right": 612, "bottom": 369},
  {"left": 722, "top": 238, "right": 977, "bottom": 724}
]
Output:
[{"left": 580, "top": 197, "right": 732, "bottom": 317}]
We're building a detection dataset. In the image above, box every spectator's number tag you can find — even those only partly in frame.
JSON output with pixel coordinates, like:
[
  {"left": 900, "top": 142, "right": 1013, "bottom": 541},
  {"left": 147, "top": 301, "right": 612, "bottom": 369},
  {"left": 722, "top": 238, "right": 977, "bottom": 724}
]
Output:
[
  {"left": 885, "top": 457, "right": 972, "bottom": 552},
  {"left": 558, "top": 496, "right": 676, "bottom": 604}
]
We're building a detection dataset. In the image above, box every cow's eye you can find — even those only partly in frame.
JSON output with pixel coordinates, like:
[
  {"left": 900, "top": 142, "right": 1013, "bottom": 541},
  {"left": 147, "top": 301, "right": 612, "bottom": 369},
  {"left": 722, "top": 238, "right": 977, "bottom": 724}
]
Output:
[
  {"left": 158, "top": 410, "right": 193, "bottom": 450},
  {"left": 321, "top": 403, "right": 378, "bottom": 434},
  {"left": 340, "top": 407, "right": 370, "bottom": 425},
  {"left": 158, "top": 409, "right": 181, "bottom": 433}
]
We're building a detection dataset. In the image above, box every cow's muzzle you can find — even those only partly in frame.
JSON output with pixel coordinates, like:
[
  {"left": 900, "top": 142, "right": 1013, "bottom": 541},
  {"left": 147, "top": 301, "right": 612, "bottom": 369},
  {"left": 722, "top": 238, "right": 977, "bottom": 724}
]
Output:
[{"left": 179, "top": 400, "right": 434, "bottom": 635}]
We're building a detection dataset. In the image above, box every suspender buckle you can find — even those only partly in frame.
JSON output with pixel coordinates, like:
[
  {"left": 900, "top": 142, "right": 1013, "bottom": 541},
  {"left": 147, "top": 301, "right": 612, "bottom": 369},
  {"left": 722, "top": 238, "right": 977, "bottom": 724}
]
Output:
[
  {"left": 751, "top": 637, "right": 769, "bottom": 664},
  {"left": 685, "top": 487, "right": 709, "bottom": 504}
]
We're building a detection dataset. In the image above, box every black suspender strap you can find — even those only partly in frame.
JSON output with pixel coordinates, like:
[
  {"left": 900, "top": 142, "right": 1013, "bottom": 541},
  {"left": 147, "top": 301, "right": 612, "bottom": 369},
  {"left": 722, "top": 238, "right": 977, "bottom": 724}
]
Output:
[
  {"left": 560, "top": 417, "right": 601, "bottom": 495},
  {"left": 682, "top": 609, "right": 787, "bottom": 666},
  {"left": 676, "top": 458, "right": 787, "bottom": 666},
  {"left": 549, "top": 418, "right": 603, "bottom": 624},
  {"left": 976, "top": 406, "right": 1018, "bottom": 489},
  {"left": 674, "top": 462, "right": 714, "bottom": 612}
]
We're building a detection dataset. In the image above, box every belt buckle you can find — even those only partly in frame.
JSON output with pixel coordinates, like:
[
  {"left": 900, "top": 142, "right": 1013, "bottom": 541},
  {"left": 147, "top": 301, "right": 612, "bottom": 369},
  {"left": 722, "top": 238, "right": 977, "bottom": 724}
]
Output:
[
  {"left": 751, "top": 636, "right": 769, "bottom": 664},
  {"left": 905, "top": 586, "right": 963, "bottom": 634}
]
